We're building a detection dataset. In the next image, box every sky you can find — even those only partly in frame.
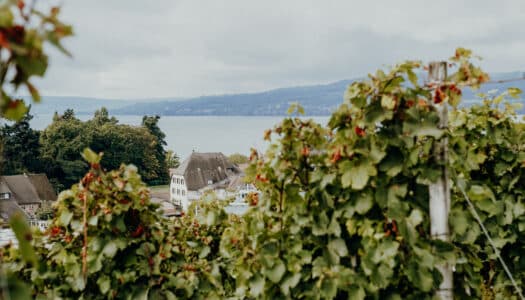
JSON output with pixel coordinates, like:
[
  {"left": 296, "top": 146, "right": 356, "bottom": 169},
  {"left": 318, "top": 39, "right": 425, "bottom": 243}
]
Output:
[{"left": 34, "top": 0, "right": 525, "bottom": 99}]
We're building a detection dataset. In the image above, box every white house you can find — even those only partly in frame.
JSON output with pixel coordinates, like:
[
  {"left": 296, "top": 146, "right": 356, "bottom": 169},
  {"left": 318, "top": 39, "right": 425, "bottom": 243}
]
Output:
[
  {"left": 170, "top": 173, "right": 188, "bottom": 212},
  {"left": 170, "top": 152, "right": 242, "bottom": 213}
]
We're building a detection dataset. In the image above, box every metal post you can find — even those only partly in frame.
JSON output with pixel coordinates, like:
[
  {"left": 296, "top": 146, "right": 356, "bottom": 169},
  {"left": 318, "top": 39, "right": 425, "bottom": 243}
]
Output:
[{"left": 428, "top": 61, "right": 453, "bottom": 299}]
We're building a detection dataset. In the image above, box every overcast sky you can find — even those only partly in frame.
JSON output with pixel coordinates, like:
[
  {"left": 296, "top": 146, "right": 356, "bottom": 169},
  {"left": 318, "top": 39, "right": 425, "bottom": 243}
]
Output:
[{"left": 34, "top": 0, "right": 525, "bottom": 99}]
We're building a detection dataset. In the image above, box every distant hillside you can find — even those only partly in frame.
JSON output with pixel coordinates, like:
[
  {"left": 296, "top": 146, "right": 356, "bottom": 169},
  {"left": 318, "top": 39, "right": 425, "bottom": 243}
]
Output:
[
  {"left": 111, "top": 80, "right": 354, "bottom": 116},
  {"left": 26, "top": 96, "right": 134, "bottom": 115},
  {"left": 24, "top": 71, "right": 525, "bottom": 117},
  {"left": 112, "top": 72, "right": 525, "bottom": 116},
  {"left": 24, "top": 96, "right": 186, "bottom": 116}
]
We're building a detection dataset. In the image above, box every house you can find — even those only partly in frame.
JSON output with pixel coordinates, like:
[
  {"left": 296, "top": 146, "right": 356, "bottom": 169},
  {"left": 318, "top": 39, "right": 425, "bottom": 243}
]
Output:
[
  {"left": 0, "top": 174, "right": 57, "bottom": 220},
  {"left": 170, "top": 152, "right": 242, "bottom": 212}
]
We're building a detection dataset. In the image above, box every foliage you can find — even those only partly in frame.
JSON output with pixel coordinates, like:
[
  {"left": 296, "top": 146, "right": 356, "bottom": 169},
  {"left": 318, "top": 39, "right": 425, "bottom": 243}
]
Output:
[
  {"left": 142, "top": 115, "right": 169, "bottom": 185},
  {"left": 35, "top": 200, "right": 54, "bottom": 220},
  {"left": 218, "top": 49, "right": 523, "bottom": 299},
  {"left": 0, "top": 0, "right": 72, "bottom": 121},
  {"left": 165, "top": 150, "right": 180, "bottom": 169},
  {"left": 39, "top": 108, "right": 168, "bottom": 188},
  {"left": 228, "top": 153, "right": 249, "bottom": 165},
  {"left": 2, "top": 150, "right": 240, "bottom": 299},
  {"left": 39, "top": 109, "right": 90, "bottom": 188},
  {"left": 448, "top": 92, "right": 525, "bottom": 298},
  {"left": 0, "top": 109, "right": 43, "bottom": 174}
]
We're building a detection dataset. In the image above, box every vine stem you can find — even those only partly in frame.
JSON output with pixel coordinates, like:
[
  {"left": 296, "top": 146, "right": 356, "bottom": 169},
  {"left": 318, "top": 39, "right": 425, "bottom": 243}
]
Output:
[
  {"left": 82, "top": 190, "right": 88, "bottom": 280},
  {"left": 278, "top": 181, "right": 284, "bottom": 227}
]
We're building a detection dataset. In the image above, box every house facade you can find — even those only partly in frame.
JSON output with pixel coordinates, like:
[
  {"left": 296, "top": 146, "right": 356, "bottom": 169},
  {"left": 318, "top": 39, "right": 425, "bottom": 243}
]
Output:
[
  {"left": 170, "top": 173, "right": 188, "bottom": 212},
  {"left": 170, "top": 152, "right": 242, "bottom": 212}
]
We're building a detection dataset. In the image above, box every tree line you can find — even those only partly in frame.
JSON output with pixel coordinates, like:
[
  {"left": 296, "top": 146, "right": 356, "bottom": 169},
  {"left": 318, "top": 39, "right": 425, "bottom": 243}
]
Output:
[{"left": 0, "top": 107, "right": 179, "bottom": 191}]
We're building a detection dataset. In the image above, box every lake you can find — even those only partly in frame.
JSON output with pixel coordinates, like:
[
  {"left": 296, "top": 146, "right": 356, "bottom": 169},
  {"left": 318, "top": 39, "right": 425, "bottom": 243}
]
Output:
[
  {"left": 28, "top": 114, "right": 330, "bottom": 159},
  {"left": 22, "top": 113, "right": 525, "bottom": 160}
]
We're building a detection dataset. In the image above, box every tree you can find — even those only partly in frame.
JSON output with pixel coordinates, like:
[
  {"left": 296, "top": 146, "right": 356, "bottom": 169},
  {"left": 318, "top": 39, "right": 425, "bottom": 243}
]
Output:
[
  {"left": 228, "top": 153, "right": 249, "bottom": 165},
  {"left": 60, "top": 108, "right": 77, "bottom": 121},
  {"left": 39, "top": 110, "right": 89, "bottom": 189},
  {"left": 40, "top": 110, "right": 166, "bottom": 188},
  {"left": 90, "top": 123, "right": 160, "bottom": 182},
  {"left": 165, "top": 150, "right": 180, "bottom": 169},
  {"left": 0, "top": 110, "right": 42, "bottom": 175},
  {"left": 142, "top": 115, "right": 169, "bottom": 184},
  {"left": 91, "top": 107, "right": 117, "bottom": 126}
]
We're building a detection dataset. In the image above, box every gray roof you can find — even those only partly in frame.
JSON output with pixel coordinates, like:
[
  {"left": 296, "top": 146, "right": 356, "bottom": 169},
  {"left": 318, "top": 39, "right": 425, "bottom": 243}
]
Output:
[
  {"left": 0, "top": 174, "right": 56, "bottom": 220},
  {"left": 1, "top": 175, "right": 41, "bottom": 205},
  {"left": 174, "top": 152, "right": 240, "bottom": 191},
  {"left": 0, "top": 199, "right": 28, "bottom": 220},
  {"left": 27, "top": 174, "right": 57, "bottom": 201}
]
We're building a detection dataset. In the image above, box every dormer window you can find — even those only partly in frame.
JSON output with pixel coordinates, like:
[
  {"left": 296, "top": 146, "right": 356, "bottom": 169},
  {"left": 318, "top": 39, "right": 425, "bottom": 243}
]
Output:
[{"left": 0, "top": 192, "right": 10, "bottom": 200}]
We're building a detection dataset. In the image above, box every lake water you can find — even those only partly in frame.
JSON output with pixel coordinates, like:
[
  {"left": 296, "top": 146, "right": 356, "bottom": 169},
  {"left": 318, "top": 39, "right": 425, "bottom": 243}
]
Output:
[
  {"left": 28, "top": 114, "right": 330, "bottom": 159},
  {"left": 22, "top": 113, "right": 525, "bottom": 160}
]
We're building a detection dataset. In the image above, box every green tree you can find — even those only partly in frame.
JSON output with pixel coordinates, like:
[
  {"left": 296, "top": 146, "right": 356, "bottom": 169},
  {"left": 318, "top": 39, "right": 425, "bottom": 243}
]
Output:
[
  {"left": 0, "top": 110, "right": 42, "bottom": 175},
  {"left": 142, "top": 115, "right": 168, "bottom": 184},
  {"left": 91, "top": 107, "right": 117, "bottom": 126},
  {"left": 40, "top": 109, "right": 166, "bottom": 188},
  {"left": 228, "top": 153, "right": 249, "bottom": 165},
  {"left": 39, "top": 109, "right": 89, "bottom": 188},
  {"left": 90, "top": 123, "right": 160, "bottom": 182},
  {"left": 165, "top": 150, "right": 180, "bottom": 169},
  {"left": 61, "top": 108, "right": 77, "bottom": 121}
]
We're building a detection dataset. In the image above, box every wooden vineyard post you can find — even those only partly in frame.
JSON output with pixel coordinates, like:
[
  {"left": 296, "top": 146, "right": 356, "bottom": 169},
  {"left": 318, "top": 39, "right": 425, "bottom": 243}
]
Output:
[{"left": 428, "top": 61, "right": 453, "bottom": 299}]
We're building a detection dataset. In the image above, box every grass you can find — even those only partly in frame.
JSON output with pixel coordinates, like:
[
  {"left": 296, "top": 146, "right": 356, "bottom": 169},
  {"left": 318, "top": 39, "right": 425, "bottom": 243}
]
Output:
[{"left": 149, "top": 185, "right": 169, "bottom": 193}]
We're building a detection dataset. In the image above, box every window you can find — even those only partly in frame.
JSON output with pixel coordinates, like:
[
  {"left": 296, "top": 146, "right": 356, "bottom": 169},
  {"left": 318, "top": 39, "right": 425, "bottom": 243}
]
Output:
[
  {"left": 182, "top": 190, "right": 185, "bottom": 196},
  {"left": 171, "top": 187, "right": 175, "bottom": 194},
  {"left": 181, "top": 179, "right": 185, "bottom": 185},
  {"left": 0, "top": 192, "right": 10, "bottom": 200}
]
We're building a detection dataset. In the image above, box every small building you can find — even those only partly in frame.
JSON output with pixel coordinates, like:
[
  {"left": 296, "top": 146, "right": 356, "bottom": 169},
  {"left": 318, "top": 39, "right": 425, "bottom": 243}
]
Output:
[
  {"left": 170, "top": 152, "right": 241, "bottom": 212},
  {"left": 0, "top": 174, "right": 57, "bottom": 220}
]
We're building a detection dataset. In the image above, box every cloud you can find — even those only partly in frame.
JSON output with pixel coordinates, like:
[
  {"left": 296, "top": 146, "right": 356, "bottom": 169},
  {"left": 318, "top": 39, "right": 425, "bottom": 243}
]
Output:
[{"left": 33, "top": 0, "right": 525, "bottom": 99}]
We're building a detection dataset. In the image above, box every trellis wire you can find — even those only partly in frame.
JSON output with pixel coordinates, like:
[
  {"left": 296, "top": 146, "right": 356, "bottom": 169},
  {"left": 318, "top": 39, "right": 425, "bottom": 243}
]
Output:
[{"left": 456, "top": 179, "right": 525, "bottom": 300}]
